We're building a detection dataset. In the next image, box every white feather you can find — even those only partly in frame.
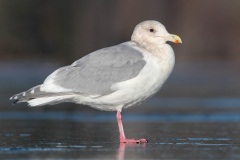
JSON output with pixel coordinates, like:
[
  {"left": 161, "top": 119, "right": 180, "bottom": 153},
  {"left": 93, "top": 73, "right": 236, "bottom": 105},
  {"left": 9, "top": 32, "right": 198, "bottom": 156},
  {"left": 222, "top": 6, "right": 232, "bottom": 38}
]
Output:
[
  {"left": 30, "top": 89, "right": 35, "bottom": 94},
  {"left": 28, "top": 95, "right": 75, "bottom": 107},
  {"left": 40, "top": 83, "right": 70, "bottom": 93},
  {"left": 40, "top": 69, "right": 71, "bottom": 93}
]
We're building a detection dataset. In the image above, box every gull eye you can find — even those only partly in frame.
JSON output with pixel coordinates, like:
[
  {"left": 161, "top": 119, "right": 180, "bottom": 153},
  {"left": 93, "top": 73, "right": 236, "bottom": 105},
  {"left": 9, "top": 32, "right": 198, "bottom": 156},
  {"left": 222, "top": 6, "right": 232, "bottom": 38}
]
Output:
[{"left": 149, "top": 28, "right": 155, "bottom": 32}]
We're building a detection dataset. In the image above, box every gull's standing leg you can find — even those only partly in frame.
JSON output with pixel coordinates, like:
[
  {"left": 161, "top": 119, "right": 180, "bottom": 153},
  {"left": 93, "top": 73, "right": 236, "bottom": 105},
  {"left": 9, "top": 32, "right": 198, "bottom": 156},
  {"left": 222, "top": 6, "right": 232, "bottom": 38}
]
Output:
[{"left": 116, "top": 111, "right": 148, "bottom": 143}]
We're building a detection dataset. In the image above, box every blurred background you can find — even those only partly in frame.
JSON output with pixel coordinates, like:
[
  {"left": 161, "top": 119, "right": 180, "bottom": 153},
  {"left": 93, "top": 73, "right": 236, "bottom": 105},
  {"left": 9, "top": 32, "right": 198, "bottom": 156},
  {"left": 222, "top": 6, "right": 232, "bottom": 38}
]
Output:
[{"left": 0, "top": 0, "right": 240, "bottom": 110}]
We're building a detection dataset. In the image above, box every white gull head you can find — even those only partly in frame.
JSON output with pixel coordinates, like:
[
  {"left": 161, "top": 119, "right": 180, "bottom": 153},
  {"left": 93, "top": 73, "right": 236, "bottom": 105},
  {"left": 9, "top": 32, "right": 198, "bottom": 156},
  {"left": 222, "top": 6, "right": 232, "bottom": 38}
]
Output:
[{"left": 131, "top": 20, "right": 182, "bottom": 48}]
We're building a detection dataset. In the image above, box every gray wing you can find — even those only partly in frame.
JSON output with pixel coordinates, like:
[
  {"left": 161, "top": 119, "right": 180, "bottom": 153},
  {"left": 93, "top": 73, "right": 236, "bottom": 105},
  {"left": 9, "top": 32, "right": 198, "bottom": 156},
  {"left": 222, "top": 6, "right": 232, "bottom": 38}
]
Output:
[{"left": 44, "top": 42, "right": 146, "bottom": 96}]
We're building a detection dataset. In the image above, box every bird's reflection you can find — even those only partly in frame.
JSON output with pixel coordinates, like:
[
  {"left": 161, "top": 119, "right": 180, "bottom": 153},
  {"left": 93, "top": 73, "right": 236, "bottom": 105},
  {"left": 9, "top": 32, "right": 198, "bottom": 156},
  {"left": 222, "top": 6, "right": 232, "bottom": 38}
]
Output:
[{"left": 117, "top": 143, "right": 146, "bottom": 160}]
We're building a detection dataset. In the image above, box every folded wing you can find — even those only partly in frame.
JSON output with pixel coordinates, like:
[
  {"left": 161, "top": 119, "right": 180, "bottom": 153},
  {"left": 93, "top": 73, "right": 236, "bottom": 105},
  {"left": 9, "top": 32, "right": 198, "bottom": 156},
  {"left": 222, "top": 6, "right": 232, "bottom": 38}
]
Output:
[{"left": 42, "top": 42, "right": 146, "bottom": 96}]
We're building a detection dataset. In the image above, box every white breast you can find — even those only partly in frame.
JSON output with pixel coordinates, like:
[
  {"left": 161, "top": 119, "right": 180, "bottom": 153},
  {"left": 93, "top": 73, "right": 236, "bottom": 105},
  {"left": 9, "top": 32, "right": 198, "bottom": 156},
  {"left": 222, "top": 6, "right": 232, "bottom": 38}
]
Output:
[
  {"left": 114, "top": 44, "right": 175, "bottom": 109},
  {"left": 78, "top": 43, "right": 175, "bottom": 111}
]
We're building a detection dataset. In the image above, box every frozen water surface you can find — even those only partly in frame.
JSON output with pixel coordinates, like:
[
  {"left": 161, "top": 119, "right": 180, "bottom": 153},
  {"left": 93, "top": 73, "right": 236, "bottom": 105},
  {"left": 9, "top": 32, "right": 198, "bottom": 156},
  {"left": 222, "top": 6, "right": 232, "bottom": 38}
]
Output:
[{"left": 0, "top": 103, "right": 240, "bottom": 160}]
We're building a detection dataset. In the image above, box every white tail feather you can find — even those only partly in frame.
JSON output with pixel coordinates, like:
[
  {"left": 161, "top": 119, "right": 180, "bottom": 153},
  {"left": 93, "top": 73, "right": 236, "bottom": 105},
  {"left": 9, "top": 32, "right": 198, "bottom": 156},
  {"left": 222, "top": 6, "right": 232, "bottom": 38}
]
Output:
[{"left": 28, "top": 95, "right": 75, "bottom": 107}]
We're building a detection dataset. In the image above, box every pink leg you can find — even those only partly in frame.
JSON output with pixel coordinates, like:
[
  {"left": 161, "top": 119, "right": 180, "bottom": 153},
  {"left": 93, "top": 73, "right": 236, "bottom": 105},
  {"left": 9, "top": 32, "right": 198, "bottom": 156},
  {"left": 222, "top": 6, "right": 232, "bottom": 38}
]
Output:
[{"left": 116, "top": 111, "right": 148, "bottom": 143}]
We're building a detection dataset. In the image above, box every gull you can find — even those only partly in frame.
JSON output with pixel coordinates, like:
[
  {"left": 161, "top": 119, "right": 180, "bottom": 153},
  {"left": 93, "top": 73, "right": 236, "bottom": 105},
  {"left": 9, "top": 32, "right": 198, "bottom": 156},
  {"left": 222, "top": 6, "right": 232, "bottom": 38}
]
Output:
[{"left": 10, "top": 20, "right": 182, "bottom": 143}]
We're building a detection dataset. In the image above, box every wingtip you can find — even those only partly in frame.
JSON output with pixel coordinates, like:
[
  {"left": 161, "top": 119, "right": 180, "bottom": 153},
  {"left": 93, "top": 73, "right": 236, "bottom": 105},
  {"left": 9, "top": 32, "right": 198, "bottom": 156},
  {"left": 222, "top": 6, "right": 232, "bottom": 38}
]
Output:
[
  {"left": 10, "top": 95, "right": 20, "bottom": 105},
  {"left": 12, "top": 99, "right": 19, "bottom": 105}
]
